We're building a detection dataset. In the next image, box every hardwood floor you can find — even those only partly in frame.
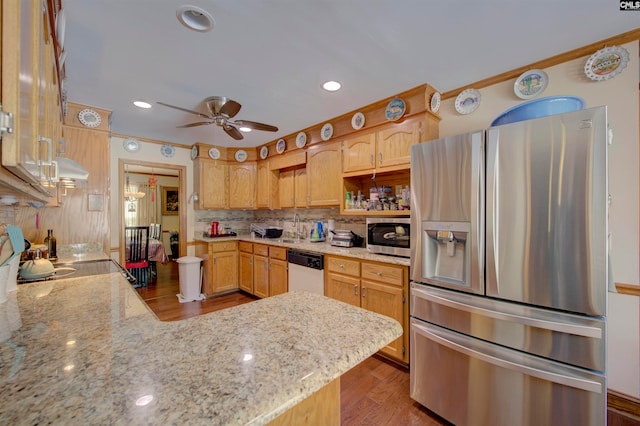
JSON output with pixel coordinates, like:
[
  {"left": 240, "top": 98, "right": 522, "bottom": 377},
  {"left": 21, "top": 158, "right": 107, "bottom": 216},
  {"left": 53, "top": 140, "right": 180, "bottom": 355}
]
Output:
[{"left": 135, "top": 261, "right": 638, "bottom": 426}]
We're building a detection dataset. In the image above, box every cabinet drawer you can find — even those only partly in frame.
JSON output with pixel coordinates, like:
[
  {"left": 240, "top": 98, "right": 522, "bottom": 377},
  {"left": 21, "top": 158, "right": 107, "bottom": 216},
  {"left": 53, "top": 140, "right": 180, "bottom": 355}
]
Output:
[
  {"left": 327, "top": 256, "right": 360, "bottom": 277},
  {"left": 361, "top": 262, "right": 404, "bottom": 286},
  {"left": 238, "top": 241, "right": 253, "bottom": 253},
  {"left": 269, "top": 246, "right": 287, "bottom": 260},
  {"left": 253, "top": 243, "right": 269, "bottom": 257},
  {"left": 210, "top": 240, "right": 238, "bottom": 253}
]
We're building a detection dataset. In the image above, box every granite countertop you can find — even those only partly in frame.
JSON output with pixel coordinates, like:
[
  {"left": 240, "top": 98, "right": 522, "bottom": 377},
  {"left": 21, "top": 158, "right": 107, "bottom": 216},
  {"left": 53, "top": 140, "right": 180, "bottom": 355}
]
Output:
[
  {"left": 195, "top": 235, "right": 410, "bottom": 267},
  {"left": 0, "top": 274, "right": 402, "bottom": 425}
]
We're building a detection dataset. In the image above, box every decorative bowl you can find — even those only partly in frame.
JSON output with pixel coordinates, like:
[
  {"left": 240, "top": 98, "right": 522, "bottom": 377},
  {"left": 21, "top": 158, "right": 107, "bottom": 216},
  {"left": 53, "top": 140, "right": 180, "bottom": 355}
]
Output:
[{"left": 491, "top": 96, "right": 585, "bottom": 127}]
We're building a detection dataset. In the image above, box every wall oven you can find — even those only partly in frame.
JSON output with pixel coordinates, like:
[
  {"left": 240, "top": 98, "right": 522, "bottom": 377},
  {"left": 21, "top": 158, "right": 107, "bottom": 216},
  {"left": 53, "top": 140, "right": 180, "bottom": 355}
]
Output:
[{"left": 366, "top": 218, "right": 410, "bottom": 258}]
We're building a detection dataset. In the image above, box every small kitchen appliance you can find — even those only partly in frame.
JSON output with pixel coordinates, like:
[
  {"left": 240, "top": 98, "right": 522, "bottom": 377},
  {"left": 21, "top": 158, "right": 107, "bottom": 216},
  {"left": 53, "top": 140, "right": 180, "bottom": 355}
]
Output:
[
  {"left": 330, "top": 230, "right": 363, "bottom": 248},
  {"left": 366, "top": 218, "right": 410, "bottom": 257}
]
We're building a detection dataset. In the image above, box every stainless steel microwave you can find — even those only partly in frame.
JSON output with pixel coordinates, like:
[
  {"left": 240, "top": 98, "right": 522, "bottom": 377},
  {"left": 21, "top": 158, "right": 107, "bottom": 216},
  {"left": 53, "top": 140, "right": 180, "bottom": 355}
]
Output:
[{"left": 366, "top": 218, "right": 410, "bottom": 258}]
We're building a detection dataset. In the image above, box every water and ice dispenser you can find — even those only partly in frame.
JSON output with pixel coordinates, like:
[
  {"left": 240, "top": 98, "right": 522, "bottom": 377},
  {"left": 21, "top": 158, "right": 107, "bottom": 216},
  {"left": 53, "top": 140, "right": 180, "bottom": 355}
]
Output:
[{"left": 421, "top": 222, "right": 471, "bottom": 288}]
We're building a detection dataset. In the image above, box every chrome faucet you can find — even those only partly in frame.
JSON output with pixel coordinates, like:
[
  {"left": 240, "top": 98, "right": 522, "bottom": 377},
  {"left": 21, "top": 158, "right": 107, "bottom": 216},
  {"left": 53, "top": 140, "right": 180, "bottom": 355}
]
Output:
[{"left": 293, "top": 213, "right": 301, "bottom": 240}]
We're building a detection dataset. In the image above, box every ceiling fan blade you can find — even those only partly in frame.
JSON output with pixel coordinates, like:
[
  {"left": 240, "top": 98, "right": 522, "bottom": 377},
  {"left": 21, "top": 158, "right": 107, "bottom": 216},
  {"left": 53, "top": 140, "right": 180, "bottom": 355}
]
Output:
[
  {"left": 223, "top": 124, "right": 244, "bottom": 140},
  {"left": 158, "top": 102, "right": 211, "bottom": 119},
  {"left": 219, "top": 99, "right": 242, "bottom": 118},
  {"left": 233, "top": 120, "right": 278, "bottom": 132},
  {"left": 176, "top": 121, "right": 213, "bottom": 128}
]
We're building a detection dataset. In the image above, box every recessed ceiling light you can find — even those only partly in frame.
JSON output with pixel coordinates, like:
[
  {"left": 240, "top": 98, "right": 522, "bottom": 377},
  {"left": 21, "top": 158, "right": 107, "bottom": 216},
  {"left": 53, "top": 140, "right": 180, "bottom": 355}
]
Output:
[
  {"left": 322, "top": 80, "right": 342, "bottom": 92},
  {"left": 133, "top": 101, "right": 152, "bottom": 109},
  {"left": 177, "top": 5, "right": 214, "bottom": 32},
  {"left": 238, "top": 127, "right": 251, "bottom": 133}
]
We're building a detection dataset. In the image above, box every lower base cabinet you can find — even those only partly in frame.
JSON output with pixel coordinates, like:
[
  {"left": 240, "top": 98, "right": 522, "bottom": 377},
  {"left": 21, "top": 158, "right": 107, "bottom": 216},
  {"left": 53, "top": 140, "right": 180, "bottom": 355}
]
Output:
[
  {"left": 251, "top": 244, "right": 288, "bottom": 298},
  {"left": 239, "top": 241, "right": 254, "bottom": 293},
  {"left": 196, "top": 241, "right": 239, "bottom": 297},
  {"left": 325, "top": 255, "right": 408, "bottom": 364}
]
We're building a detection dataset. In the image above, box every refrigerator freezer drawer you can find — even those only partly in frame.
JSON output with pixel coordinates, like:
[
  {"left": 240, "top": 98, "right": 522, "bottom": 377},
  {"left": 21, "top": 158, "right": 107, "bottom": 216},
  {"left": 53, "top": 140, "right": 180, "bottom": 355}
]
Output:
[
  {"left": 410, "top": 283, "right": 605, "bottom": 372},
  {"left": 410, "top": 317, "right": 606, "bottom": 426}
]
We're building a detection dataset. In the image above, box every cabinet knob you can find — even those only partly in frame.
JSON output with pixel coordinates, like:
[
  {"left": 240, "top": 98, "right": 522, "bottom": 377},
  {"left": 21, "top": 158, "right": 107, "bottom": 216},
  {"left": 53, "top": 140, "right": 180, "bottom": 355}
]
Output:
[
  {"left": 362, "top": 287, "right": 366, "bottom": 297},
  {"left": 370, "top": 153, "right": 374, "bottom": 166},
  {"left": 377, "top": 272, "right": 382, "bottom": 276},
  {"left": 378, "top": 152, "right": 383, "bottom": 164},
  {"left": 339, "top": 264, "right": 345, "bottom": 269},
  {"left": 353, "top": 285, "right": 358, "bottom": 296}
]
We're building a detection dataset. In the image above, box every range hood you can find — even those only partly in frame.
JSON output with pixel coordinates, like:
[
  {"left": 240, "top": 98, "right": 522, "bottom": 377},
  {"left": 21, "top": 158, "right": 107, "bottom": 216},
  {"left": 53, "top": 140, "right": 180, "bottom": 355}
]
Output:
[{"left": 56, "top": 157, "right": 89, "bottom": 186}]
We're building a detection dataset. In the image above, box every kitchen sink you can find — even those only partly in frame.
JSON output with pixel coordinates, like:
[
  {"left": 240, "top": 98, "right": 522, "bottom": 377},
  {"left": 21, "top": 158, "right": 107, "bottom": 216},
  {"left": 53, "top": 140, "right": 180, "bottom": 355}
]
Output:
[{"left": 278, "top": 238, "right": 303, "bottom": 244}]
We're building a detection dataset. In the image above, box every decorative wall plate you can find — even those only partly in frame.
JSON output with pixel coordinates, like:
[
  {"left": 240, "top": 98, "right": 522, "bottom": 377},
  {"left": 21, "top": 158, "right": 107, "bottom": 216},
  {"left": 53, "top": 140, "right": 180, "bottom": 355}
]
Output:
[
  {"left": 56, "top": 8, "right": 66, "bottom": 50},
  {"left": 77, "top": 109, "right": 101, "bottom": 127},
  {"left": 190, "top": 145, "right": 199, "bottom": 160},
  {"left": 276, "top": 139, "right": 286, "bottom": 154},
  {"left": 454, "top": 89, "right": 481, "bottom": 115},
  {"left": 514, "top": 69, "right": 548, "bottom": 99},
  {"left": 385, "top": 98, "right": 406, "bottom": 121},
  {"left": 235, "top": 149, "right": 248, "bottom": 162},
  {"left": 584, "top": 46, "right": 629, "bottom": 81},
  {"left": 161, "top": 144, "right": 176, "bottom": 158},
  {"left": 260, "top": 146, "right": 269, "bottom": 159},
  {"left": 123, "top": 138, "right": 140, "bottom": 153},
  {"left": 295, "top": 132, "right": 307, "bottom": 148},
  {"left": 430, "top": 92, "right": 441, "bottom": 113},
  {"left": 321, "top": 123, "right": 333, "bottom": 141},
  {"left": 208, "top": 147, "right": 221, "bottom": 160},
  {"left": 351, "top": 112, "right": 365, "bottom": 130}
]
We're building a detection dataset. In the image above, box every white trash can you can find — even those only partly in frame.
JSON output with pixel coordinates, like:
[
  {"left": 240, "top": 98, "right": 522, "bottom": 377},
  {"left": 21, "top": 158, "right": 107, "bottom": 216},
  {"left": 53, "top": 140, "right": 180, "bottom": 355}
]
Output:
[{"left": 176, "top": 256, "right": 205, "bottom": 303}]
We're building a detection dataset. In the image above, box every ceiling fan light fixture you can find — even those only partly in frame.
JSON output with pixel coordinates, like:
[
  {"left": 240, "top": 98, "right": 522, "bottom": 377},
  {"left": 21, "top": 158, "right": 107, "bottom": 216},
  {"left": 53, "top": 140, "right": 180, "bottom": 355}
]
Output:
[
  {"left": 322, "top": 80, "right": 342, "bottom": 92},
  {"left": 177, "top": 5, "right": 214, "bottom": 32},
  {"left": 238, "top": 126, "right": 252, "bottom": 132},
  {"left": 133, "top": 100, "right": 152, "bottom": 109}
]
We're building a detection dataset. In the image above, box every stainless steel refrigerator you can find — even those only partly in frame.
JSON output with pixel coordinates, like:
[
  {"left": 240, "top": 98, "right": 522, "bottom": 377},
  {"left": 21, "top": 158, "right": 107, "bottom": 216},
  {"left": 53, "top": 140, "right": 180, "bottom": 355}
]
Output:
[{"left": 409, "top": 106, "right": 609, "bottom": 426}]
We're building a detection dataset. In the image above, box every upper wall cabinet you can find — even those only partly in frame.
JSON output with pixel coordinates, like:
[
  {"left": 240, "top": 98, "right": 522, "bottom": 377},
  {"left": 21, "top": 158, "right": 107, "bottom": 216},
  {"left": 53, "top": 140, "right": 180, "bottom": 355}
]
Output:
[
  {"left": 193, "top": 158, "right": 229, "bottom": 210},
  {"left": 1, "top": 0, "right": 61, "bottom": 199},
  {"left": 342, "top": 115, "right": 436, "bottom": 176},
  {"left": 229, "top": 163, "right": 257, "bottom": 209},
  {"left": 306, "top": 140, "right": 342, "bottom": 207}
]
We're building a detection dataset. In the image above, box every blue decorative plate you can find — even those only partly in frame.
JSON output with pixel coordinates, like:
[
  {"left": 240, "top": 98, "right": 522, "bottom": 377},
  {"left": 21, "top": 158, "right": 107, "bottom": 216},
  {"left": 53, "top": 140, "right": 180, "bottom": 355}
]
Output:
[{"left": 385, "top": 98, "right": 406, "bottom": 121}]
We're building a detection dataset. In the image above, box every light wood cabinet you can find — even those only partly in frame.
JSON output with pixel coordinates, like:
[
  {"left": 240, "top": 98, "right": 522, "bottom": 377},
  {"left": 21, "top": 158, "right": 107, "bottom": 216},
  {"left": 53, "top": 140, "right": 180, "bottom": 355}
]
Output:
[
  {"left": 279, "top": 167, "right": 307, "bottom": 208},
  {"left": 256, "top": 161, "right": 279, "bottom": 209},
  {"left": 250, "top": 243, "right": 288, "bottom": 298},
  {"left": 342, "top": 116, "right": 430, "bottom": 175},
  {"left": 229, "top": 162, "right": 256, "bottom": 209},
  {"left": 196, "top": 241, "right": 239, "bottom": 296},
  {"left": 0, "top": 0, "right": 61, "bottom": 200},
  {"left": 239, "top": 241, "right": 254, "bottom": 294},
  {"left": 325, "top": 255, "right": 408, "bottom": 364},
  {"left": 306, "top": 141, "right": 342, "bottom": 207},
  {"left": 194, "top": 159, "right": 229, "bottom": 209}
]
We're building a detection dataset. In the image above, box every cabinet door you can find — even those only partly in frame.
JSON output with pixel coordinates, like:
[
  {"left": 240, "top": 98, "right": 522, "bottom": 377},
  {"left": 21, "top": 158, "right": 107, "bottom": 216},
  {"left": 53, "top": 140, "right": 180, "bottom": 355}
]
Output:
[
  {"left": 195, "top": 159, "right": 228, "bottom": 209},
  {"left": 376, "top": 117, "right": 425, "bottom": 169},
  {"left": 269, "top": 258, "right": 288, "bottom": 296},
  {"left": 239, "top": 251, "right": 254, "bottom": 293},
  {"left": 1, "top": 0, "right": 50, "bottom": 188},
  {"left": 256, "top": 161, "right": 279, "bottom": 209},
  {"left": 342, "top": 132, "right": 376, "bottom": 174},
  {"left": 253, "top": 255, "right": 269, "bottom": 298},
  {"left": 212, "top": 250, "right": 238, "bottom": 293},
  {"left": 361, "top": 279, "right": 405, "bottom": 361},
  {"left": 278, "top": 169, "right": 295, "bottom": 208},
  {"left": 229, "top": 163, "right": 256, "bottom": 209},
  {"left": 307, "top": 141, "right": 342, "bottom": 207},
  {"left": 294, "top": 168, "right": 307, "bottom": 208},
  {"left": 325, "top": 272, "right": 360, "bottom": 307}
]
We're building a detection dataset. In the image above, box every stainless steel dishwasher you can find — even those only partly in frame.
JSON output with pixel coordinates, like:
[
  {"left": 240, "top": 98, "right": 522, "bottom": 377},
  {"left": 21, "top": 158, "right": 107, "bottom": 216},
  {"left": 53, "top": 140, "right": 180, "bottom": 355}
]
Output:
[{"left": 287, "top": 249, "right": 324, "bottom": 295}]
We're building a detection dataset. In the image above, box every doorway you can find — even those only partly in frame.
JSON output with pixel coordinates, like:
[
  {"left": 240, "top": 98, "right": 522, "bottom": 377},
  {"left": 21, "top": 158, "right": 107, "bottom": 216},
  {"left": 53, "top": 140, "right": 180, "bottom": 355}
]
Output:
[{"left": 118, "top": 159, "right": 187, "bottom": 266}]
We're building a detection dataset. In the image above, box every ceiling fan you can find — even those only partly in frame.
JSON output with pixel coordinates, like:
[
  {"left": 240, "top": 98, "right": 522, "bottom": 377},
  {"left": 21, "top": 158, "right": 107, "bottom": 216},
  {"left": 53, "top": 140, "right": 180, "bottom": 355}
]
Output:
[{"left": 157, "top": 96, "right": 278, "bottom": 140}]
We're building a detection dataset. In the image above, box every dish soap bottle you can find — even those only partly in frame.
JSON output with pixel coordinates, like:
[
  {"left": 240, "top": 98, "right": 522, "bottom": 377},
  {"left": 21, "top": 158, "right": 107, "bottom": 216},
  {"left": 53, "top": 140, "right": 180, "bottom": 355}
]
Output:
[{"left": 44, "top": 229, "right": 57, "bottom": 260}]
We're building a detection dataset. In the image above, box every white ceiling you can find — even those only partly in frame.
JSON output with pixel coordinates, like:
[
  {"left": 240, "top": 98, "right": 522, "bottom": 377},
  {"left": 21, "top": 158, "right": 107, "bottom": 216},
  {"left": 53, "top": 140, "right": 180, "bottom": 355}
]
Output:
[{"left": 63, "top": 1, "right": 638, "bottom": 148}]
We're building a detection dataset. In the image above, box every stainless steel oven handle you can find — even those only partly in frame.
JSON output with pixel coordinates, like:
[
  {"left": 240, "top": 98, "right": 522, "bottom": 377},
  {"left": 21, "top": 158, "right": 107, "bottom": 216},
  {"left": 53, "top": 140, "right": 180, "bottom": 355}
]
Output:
[
  {"left": 413, "top": 320, "right": 602, "bottom": 394},
  {"left": 412, "top": 286, "right": 602, "bottom": 339}
]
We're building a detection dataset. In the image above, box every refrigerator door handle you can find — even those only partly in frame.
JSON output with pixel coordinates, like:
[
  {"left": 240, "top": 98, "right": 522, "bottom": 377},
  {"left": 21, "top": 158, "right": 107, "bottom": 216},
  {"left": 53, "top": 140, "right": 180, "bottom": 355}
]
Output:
[
  {"left": 413, "top": 320, "right": 603, "bottom": 394},
  {"left": 412, "top": 286, "right": 602, "bottom": 339},
  {"left": 471, "top": 132, "right": 484, "bottom": 288},
  {"left": 486, "top": 129, "right": 499, "bottom": 293}
]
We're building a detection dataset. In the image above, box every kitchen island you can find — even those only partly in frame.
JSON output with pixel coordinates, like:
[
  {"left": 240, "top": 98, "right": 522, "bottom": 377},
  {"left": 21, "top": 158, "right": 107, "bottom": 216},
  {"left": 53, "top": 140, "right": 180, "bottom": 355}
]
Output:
[{"left": 0, "top": 272, "right": 402, "bottom": 425}]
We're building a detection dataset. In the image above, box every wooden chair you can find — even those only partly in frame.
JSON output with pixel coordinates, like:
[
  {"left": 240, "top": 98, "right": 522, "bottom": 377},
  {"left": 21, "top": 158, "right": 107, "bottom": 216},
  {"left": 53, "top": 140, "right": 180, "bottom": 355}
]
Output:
[
  {"left": 148, "top": 223, "right": 162, "bottom": 278},
  {"left": 125, "top": 226, "right": 149, "bottom": 287}
]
